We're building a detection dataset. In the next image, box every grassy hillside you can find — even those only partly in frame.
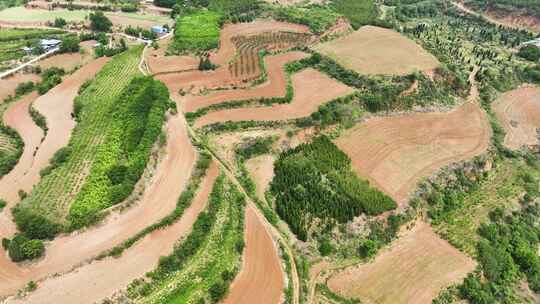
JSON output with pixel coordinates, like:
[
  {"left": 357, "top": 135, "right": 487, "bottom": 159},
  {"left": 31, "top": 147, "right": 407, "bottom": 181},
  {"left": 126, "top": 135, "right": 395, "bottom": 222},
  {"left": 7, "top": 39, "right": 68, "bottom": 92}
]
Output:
[{"left": 465, "top": 0, "right": 540, "bottom": 18}]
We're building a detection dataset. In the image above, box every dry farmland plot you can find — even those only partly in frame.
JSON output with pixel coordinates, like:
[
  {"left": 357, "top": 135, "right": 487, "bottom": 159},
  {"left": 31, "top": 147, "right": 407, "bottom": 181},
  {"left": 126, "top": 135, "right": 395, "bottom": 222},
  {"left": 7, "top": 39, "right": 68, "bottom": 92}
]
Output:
[
  {"left": 327, "top": 222, "right": 476, "bottom": 304},
  {"left": 36, "top": 40, "right": 96, "bottom": 71},
  {"left": 245, "top": 154, "right": 275, "bottom": 201},
  {"left": 146, "top": 36, "right": 199, "bottom": 75},
  {"left": 0, "top": 73, "right": 41, "bottom": 101},
  {"left": 222, "top": 204, "right": 284, "bottom": 304},
  {"left": 492, "top": 85, "right": 540, "bottom": 150},
  {"left": 184, "top": 51, "right": 308, "bottom": 112},
  {"left": 314, "top": 26, "right": 440, "bottom": 76},
  {"left": 3, "top": 163, "right": 218, "bottom": 304},
  {"left": 334, "top": 101, "right": 490, "bottom": 206},
  {"left": 210, "top": 20, "right": 311, "bottom": 66},
  {"left": 194, "top": 68, "right": 355, "bottom": 128}
]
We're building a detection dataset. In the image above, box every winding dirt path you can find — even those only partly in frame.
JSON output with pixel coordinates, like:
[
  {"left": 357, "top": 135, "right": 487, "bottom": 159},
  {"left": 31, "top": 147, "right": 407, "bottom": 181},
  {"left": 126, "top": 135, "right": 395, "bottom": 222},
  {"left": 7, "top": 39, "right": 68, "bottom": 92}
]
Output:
[
  {"left": 184, "top": 51, "right": 308, "bottom": 113},
  {"left": 0, "top": 58, "right": 109, "bottom": 237},
  {"left": 194, "top": 68, "right": 355, "bottom": 128},
  {"left": 4, "top": 162, "right": 218, "bottom": 304},
  {"left": 222, "top": 204, "right": 285, "bottom": 304}
]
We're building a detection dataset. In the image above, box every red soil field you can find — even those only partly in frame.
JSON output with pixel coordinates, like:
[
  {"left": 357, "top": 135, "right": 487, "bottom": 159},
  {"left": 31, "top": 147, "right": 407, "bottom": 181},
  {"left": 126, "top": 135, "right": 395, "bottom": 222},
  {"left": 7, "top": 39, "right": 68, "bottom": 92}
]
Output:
[
  {"left": 245, "top": 154, "right": 275, "bottom": 202},
  {"left": 194, "top": 68, "right": 355, "bottom": 128},
  {"left": 0, "top": 102, "right": 197, "bottom": 296},
  {"left": 492, "top": 85, "right": 540, "bottom": 150},
  {"left": 222, "top": 204, "right": 284, "bottom": 304},
  {"left": 184, "top": 51, "right": 308, "bottom": 112},
  {"left": 334, "top": 100, "right": 490, "bottom": 206},
  {"left": 146, "top": 36, "right": 199, "bottom": 75},
  {"left": 0, "top": 57, "right": 109, "bottom": 238},
  {"left": 0, "top": 73, "right": 41, "bottom": 101},
  {"left": 210, "top": 20, "right": 310, "bottom": 66},
  {"left": 4, "top": 162, "right": 218, "bottom": 304},
  {"left": 327, "top": 222, "right": 476, "bottom": 304},
  {"left": 36, "top": 40, "right": 96, "bottom": 71}
]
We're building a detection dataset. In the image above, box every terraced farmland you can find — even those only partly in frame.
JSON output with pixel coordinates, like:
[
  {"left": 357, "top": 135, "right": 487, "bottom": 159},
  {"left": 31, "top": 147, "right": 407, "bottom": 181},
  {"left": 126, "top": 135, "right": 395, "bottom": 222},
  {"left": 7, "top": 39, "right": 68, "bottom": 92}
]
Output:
[
  {"left": 228, "top": 31, "right": 312, "bottom": 81},
  {"left": 15, "top": 47, "right": 143, "bottom": 229}
]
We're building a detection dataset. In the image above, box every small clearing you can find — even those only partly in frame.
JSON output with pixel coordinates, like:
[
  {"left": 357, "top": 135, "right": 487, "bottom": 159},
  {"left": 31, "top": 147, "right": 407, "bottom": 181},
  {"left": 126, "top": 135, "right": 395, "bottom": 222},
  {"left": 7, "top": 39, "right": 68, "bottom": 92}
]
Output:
[
  {"left": 314, "top": 25, "right": 440, "bottom": 76},
  {"left": 492, "top": 85, "right": 540, "bottom": 150},
  {"left": 327, "top": 222, "right": 476, "bottom": 304},
  {"left": 334, "top": 101, "right": 490, "bottom": 206},
  {"left": 194, "top": 68, "right": 355, "bottom": 128},
  {"left": 245, "top": 154, "right": 275, "bottom": 201}
]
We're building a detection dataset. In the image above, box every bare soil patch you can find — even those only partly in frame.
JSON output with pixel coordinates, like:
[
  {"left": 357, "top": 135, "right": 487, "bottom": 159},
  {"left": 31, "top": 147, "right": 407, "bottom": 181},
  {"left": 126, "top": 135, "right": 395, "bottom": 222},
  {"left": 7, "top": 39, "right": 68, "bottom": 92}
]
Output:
[
  {"left": 327, "top": 222, "right": 476, "bottom": 304},
  {"left": 146, "top": 36, "right": 199, "bottom": 75},
  {"left": 245, "top": 154, "right": 275, "bottom": 201},
  {"left": 222, "top": 204, "right": 284, "bottom": 304},
  {"left": 4, "top": 162, "right": 218, "bottom": 304},
  {"left": 335, "top": 101, "right": 490, "bottom": 206},
  {"left": 314, "top": 25, "right": 440, "bottom": 76},
  {"left": 36, "top": 40, "right": 96, "bottom": 71},
  {"left": 0, "top": 73, "right": 41, "bottom": 101},
  {"left": 184, "top": 51, "right": 308, "bottom": 112},
  {"left": 492, "top": 85, "right": 540, "bottom": 150},
  {"left": 194, "top": 68, "right": 354, "bottom": 128}
]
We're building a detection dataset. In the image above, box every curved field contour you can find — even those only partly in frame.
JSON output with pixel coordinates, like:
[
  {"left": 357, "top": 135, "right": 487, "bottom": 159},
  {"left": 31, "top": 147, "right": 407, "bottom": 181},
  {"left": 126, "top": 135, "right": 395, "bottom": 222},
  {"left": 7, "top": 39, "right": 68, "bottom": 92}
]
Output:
[
  {"left": 335, "top": 101, "right": 490, "bottom": 205},
  {"left": 492, "top": 85, "right": 540, "bottom": 150},
  {"left": 194, "top": 68, "right": 355, "bottom": 128}
]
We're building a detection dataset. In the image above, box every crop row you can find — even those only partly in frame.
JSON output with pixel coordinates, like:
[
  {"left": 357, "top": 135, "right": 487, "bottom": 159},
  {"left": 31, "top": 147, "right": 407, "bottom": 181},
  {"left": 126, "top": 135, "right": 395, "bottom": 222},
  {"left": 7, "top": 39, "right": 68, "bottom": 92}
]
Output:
[
  {"left": 15, "top": 46, "right": 144, "bottom": 232},
  {"left": 228, "top": 31, "right": 311, "bottom": 81},
  {"left": 128, "top": 175, "right": 245, "bottom": 304}
]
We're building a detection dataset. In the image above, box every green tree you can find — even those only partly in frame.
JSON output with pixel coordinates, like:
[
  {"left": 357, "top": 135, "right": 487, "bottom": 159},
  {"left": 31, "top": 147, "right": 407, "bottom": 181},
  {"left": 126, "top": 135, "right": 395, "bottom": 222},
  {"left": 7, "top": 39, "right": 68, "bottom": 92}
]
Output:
[
  {"left": 89, "top": 11, "right": 112, "bottom": 32},
  {"left": 59, "top": 36, "right": 80, "bottom": 53},
  {"left": 53, "top": 17, "right": 67, "bottom": 28}
]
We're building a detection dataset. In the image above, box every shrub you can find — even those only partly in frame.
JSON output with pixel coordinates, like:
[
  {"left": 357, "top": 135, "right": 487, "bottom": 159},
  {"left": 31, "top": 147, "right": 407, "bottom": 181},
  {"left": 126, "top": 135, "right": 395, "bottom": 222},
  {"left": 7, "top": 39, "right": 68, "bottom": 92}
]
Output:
[
  {"left": 59, "top": 36, "right": 80, "bottom": 53},
  {"left": 89, "top": 11, "right": 112, "bottom": 32},
  {"left": 53, "top": 17, "right": 67, "bottom": 28},
  {"left": 518, "top": 45, "right": 540, "bottom": 61},
  {"left": 0, "top": 199, "right": 6, "bottom": 212}
]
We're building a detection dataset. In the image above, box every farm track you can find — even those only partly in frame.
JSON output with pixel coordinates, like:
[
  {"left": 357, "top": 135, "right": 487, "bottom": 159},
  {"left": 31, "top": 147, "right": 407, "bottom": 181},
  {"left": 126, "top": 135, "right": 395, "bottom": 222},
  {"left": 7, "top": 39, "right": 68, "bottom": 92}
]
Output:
[
  {"left": 0, "top": 57, "right": 109, "bottom": 236},
  {"left": 184, "top": 51, "right": 308, "bottom": 113},
  {"left": 4, "top": 162, "right": 218, "bottom": 304},
  {"left": 194, "top": 68, "right": 355, "bottom": 128}
]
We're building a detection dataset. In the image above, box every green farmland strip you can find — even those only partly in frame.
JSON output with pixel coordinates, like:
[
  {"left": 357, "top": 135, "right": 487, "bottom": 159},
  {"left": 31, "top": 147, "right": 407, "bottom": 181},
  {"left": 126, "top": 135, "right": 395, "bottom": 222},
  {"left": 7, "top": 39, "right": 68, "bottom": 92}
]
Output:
[
  {"left": 170, "top": 10, "right": 222, "bottom": 53},
  {"left": 14, "top": 46, "right": 143, "bottom": 233}
]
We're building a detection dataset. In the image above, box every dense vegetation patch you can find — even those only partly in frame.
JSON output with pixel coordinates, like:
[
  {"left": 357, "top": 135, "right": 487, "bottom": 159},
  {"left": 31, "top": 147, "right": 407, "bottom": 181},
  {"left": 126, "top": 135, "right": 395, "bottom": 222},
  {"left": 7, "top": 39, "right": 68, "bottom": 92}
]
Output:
[
  {"left": 464, "top": 0, "right": 540, "bottom": 18},
  {"left": 331, "top": 0, "right": 377, "bottom": 29},
  {"left": 69, "top": 76, "right": 169, "bottom": 228},
  {"left": 272, "top": 4, "right": 340, "bottom": 34},
  {"left": 171, "top": 10, "right": 222, "bottom": 53},
  {"left": 126, "top": 175, "right": 245, "bottom": 304},
  {"left": 271, "top": 136, "right": 396, "bottom": 241},
  {"left": 13, "top": 46, "right": 143, "bottom": 239}
]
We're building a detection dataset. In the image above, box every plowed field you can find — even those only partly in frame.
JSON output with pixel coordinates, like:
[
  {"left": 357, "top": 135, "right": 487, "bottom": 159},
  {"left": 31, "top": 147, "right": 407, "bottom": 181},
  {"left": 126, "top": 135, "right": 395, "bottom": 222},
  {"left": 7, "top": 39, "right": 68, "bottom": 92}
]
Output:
[
  {"left": 327, "top": 222, "right": 476, "bottom": 304},
  {"left": 194, "top": 68, "right": 355, "bottom": 128},
  {"left": 492, "top": 85, "right": 540, "bottom": 150}
]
